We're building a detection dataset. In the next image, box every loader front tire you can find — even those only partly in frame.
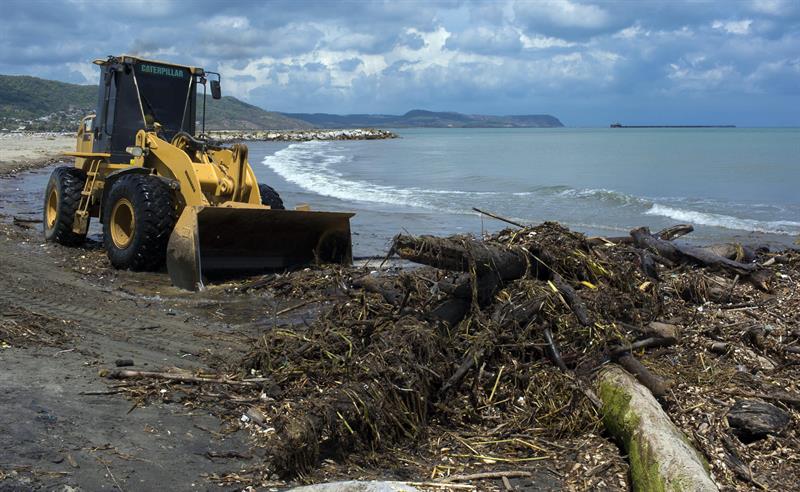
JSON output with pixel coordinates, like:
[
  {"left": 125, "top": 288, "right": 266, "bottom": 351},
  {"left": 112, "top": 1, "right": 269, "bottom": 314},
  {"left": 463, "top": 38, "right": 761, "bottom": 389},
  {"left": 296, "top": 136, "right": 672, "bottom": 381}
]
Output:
[
  {"left": 43, "top": 166, "right": 87, "bottom": 246},
  {"left": 103, "top": 174, "right": 176, "bottom": 271},
  {"left": 258, "top": 183, "right": 285, "bottom": 210}
]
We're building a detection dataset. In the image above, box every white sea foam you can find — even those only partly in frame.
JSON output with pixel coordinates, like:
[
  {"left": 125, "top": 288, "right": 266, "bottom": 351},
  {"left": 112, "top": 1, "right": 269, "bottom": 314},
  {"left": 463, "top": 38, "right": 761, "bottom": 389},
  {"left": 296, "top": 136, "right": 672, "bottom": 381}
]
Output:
[
  {"left": 645, "top": 204, "right": 800, "bottom": 235},
  {"left": 262, "top": 141, "right": 499, "bottom": 211}
]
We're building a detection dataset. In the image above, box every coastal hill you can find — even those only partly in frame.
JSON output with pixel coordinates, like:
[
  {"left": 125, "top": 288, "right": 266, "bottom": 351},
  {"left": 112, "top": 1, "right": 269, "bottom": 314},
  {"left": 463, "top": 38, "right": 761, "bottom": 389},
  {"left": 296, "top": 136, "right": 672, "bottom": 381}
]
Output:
[
  {"left": 285, "top": 109, "right": 564, "bottom": 128},
  {"left": 0, "top": 75, "right": 96, "bottom": 131},
  {"left": 0, "top": 74, "right": 310, "bottom": 132},
  {"left": 0, "top": 74, "right": 563, "bottom": 131}
]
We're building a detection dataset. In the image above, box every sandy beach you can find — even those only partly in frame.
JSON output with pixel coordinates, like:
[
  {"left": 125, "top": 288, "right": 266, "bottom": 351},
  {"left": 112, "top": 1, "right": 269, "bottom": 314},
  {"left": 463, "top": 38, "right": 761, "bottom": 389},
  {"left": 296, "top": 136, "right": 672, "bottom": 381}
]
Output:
[{"left": 0, "top": 133, "right": 74, "bottom": 175}]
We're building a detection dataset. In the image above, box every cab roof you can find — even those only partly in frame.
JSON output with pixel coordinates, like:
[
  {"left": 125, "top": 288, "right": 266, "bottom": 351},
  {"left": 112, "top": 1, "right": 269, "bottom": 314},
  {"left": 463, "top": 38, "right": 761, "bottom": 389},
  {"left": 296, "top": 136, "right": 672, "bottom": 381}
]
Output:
[{"left": 92, "top": 55, "right": 205, "bottom": 75}]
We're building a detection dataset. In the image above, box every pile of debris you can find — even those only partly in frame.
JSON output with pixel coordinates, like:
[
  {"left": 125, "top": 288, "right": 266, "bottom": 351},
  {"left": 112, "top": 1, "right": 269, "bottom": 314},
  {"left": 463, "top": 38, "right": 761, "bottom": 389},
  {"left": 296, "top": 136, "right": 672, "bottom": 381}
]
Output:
[
  {"left": 108, "top": 222, "right": 800, "bottom": 489},
  {"left": 0, "top": 303, "right": 73, "bottom": 348}
]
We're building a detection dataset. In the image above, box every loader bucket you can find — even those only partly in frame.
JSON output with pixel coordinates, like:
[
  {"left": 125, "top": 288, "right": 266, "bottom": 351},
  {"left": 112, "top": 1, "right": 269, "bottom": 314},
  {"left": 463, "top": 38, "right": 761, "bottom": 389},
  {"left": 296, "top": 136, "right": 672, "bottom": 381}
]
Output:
[{"left": 167, "top": 205, "right": 354, "bottom": 291}]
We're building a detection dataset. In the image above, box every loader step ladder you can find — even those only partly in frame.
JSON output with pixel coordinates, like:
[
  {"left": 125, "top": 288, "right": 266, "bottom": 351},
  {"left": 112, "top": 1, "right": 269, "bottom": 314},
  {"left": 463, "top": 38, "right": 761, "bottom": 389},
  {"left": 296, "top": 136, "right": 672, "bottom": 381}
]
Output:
[{"left": 63, "top": 152, "right": 110, "bottom": 235}]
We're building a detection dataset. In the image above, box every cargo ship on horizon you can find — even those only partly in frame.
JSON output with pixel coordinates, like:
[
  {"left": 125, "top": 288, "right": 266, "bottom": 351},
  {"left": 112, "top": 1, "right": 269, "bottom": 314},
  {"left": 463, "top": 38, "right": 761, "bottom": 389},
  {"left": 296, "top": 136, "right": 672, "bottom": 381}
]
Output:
[{"left": 610, "top": 122, "right": 736, "bottom": 128}]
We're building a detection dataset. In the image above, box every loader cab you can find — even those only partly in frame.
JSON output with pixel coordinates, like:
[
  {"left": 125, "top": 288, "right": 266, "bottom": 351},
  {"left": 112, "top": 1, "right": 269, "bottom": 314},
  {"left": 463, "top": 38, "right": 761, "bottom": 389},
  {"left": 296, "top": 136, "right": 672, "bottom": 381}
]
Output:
[{"left": 91, "top": 56, "right": 205, "bottom": 163}]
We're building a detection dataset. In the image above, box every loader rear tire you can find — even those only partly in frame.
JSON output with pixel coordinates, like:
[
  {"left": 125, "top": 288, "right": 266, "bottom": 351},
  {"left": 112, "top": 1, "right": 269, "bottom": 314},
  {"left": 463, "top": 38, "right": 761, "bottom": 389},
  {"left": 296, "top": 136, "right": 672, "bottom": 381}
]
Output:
[
  {"left": 259, "top": 183, "right": 285, "bottom": 210},
  {"left": 103, "top": 174, "right": 176, "bottom": 271},
  {"left": 43, "top": 166, "right": 87, "bottom": 246}
]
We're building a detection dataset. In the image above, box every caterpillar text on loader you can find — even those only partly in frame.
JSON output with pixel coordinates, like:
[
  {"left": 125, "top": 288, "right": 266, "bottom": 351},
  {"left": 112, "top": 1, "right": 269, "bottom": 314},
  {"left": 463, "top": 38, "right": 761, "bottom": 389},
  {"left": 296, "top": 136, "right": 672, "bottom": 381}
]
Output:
[{"left": 44, "top": 55, "right": 353, "bottom": 290}]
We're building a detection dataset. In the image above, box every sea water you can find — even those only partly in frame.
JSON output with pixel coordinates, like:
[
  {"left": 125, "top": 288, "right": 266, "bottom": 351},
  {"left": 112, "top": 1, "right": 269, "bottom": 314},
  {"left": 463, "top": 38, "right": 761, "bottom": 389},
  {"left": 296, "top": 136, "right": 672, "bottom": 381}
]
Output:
[
  {"left": 2, "top": 128, "right": 794, "bottom": 258},
  {"left": 249, "top": 128, "right": 799, "bottom": 257}
]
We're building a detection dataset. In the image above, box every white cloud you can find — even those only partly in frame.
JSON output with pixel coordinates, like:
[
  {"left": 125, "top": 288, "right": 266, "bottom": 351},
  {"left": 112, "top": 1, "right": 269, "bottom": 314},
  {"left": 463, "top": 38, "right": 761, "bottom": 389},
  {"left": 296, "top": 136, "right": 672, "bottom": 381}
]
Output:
[
  {"left": 447, "top": 26, "right": 523, "bottom": 54},
  {"left": 515, "top": 0, "right": 611, "bottom": 29},
  {"left": 5, "top": 0, "right": 800, "bottom": 121},
  {"left": 65, "top": 61, "right": 99, "bottom": 84},
  {"left": 667, "top": 56, "right": 738, "bottom": 91},
  {"left": 712, "top": 19, "right": 753, "bottom": 35},
  {"left": 203, "top": 15, "right": 251, "bottom": 30},
  {"left": 520, "top": 33, "right": 575, "bottom": 49},
  {"left": 614, "top": 24, "right": 650, "bottom": 40},
  {"left": 749, "top": 0, "right": 790, "bottom": 15},
  {"left": 746, "top": 57, "right": 800, "bottom": 93}
]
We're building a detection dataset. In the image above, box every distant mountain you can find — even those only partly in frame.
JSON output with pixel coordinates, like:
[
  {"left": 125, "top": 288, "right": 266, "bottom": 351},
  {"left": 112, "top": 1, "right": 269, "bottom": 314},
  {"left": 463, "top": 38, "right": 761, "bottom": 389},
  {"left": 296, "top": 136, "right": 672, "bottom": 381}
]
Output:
[
  {"left": 0, "top": 74, "right": 563, "bottom": 132},
  {"left": 0, "top": 74, "right": 310, "bottom": 131},
  {"left": 284, "top": 109, "right": 564, "bottom": 128}
]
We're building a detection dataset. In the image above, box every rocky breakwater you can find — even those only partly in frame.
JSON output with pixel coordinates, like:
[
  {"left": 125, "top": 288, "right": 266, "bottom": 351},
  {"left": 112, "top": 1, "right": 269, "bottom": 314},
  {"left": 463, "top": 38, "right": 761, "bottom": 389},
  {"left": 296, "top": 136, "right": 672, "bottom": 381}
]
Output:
[{"left": 208, "top": 128, "right": 397, "bottom": 142}]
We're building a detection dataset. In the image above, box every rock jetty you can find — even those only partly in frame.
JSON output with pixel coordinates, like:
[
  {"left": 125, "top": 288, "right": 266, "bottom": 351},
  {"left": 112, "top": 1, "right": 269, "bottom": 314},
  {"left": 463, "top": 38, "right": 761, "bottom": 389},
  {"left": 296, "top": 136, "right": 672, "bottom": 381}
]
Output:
[{"left": 208, "top": 128, "right": 397, "bottom": 142}]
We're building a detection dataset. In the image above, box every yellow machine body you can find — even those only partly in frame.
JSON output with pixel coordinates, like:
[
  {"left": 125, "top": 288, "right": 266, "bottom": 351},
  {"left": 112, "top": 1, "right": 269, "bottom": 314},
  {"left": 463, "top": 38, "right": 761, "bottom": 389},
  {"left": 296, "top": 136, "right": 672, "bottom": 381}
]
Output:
[{"left": 63, "top": 55, "right": 353, "bottom": 290}]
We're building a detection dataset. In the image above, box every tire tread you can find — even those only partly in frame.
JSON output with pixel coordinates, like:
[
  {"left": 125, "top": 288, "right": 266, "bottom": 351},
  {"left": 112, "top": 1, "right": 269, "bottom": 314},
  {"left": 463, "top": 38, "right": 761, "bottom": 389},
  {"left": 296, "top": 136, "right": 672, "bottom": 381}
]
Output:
[
  {"left": 103, "top": 174, "right": 176, "bottom": 271},
  {"left": 44, "top": 167, "right": 87, "bottom": 246},
  {"left": 258, "top": 183, "right": 285, "bottom": 210}
]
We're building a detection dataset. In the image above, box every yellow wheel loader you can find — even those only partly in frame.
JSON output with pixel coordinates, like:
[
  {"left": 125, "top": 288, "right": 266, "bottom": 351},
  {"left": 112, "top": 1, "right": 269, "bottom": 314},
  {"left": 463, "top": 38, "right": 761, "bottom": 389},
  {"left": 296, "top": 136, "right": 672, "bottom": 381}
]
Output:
[{"left": 44, "top": 55, "right": 353, "bottom": 290}]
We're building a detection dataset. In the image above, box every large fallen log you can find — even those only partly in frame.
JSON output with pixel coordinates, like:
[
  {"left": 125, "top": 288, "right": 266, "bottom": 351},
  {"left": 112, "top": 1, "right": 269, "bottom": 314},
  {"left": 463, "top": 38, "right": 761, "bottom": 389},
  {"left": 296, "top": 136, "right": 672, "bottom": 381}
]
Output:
[
  {"left": 392, "top": 234, "right": 533, "bottom": 280},
  {"left": 630, "top": 227, "right": 759, "bottom": 276},
  {"left": 392, "top": 234, "right": 591, "bottom": 324},
  {"left": 596, "top": 365, "right": 718, "bottom": 491},
  {"left": 588, "top": 223, "right": 694, "bottom": 246},
  {"left": 657, "top": 223, "right": 694, "bottom": 241}
]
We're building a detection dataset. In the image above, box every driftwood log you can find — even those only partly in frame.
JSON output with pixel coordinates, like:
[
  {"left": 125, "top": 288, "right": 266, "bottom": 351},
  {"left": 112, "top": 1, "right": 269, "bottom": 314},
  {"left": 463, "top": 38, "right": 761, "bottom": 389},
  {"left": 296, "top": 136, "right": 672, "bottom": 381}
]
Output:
[
  {"left": 630, "top": 227, "right": 760, "bottom": 276},
  {"left": 392, "top": 234, "right": 532, "bottom": 280},
  {"left": 596, "top": 365, "right": 718, "bottom": 491},
  {"left": 105, "top": 369, "right": 261, "bottom": 386},
  {"left": 588, "top": 223, "right": 694, "bottom": 246},
  {"left": 392, "top": 234, "right": 591, "bottom": 325},
  {"left": 612, "top": 353, "right": 668, "bottom": 398}
]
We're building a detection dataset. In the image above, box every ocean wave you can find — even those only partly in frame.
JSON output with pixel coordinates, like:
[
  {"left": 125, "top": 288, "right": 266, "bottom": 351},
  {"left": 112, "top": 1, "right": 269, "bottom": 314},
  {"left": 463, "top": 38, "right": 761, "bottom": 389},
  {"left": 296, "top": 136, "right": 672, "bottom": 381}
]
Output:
[
  {"left": 558, "top": 187, "right": 649, "bottom": 206},
  {"left": 645, "top": 204, "right": 800, "bottom": 235},
  {"left": 262, "top": 142, "right": 503, "bottom": 211},
  {"left": 262, "top": 141, "right": 425, "bottom": 208},
  {"left": 514, "top": 186, "right": 649, "bottom": 207}
]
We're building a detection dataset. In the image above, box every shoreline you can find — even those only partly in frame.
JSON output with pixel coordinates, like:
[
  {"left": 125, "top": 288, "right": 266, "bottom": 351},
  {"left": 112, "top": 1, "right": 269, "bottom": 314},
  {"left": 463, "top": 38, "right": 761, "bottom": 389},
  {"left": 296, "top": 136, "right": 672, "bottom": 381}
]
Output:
[
  {"left": 208, "top": 127, "right": 397, "bottom": 142},
  {"left": 0, "top": 128, "right": 396, "bottom": 176},
  {"left": 0, "top": 132, "right": 74, "bottom": 176}
]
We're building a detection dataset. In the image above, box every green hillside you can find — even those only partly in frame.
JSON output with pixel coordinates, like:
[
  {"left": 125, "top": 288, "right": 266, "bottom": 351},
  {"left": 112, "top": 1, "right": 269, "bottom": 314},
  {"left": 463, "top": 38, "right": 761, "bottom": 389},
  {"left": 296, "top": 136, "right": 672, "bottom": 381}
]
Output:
[
  {"left": 0, "top": 74, "right": 310, "bottom": 131},
  {"left": 0, "top": 75, "right": 95, "bottom": 130},
  {"left": 200, "top": 96, "right": 312, "bottom": 130}
]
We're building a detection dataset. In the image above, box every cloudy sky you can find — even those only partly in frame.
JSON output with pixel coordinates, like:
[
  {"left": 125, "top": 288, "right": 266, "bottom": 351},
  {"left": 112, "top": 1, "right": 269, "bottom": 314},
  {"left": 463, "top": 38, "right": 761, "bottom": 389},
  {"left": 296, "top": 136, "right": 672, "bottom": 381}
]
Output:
[{"left": 2, "top": 0, "right": 799, "bottom": 125}]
